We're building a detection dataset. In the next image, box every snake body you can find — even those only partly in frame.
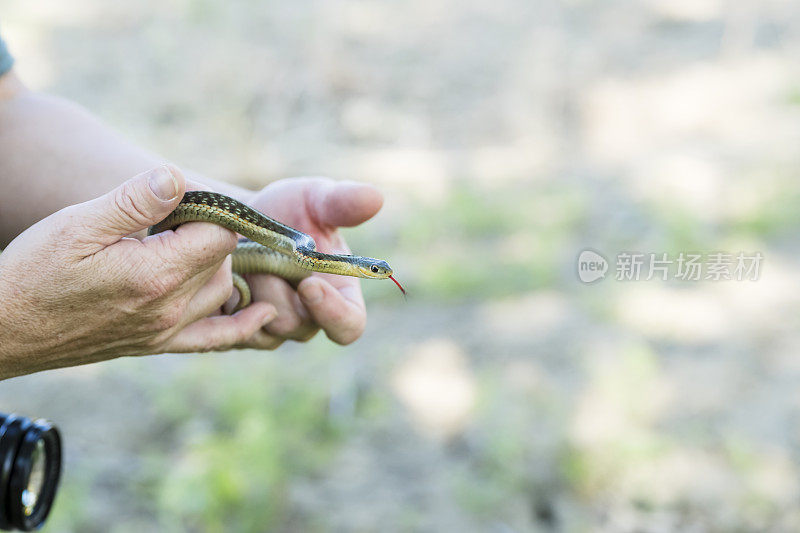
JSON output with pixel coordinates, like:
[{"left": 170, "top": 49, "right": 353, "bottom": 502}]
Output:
[{"left": 148, "top": 191, "right": 403, "bottom": 309}]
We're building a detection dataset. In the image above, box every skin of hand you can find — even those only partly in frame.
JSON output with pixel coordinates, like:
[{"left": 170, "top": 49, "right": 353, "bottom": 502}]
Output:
[
  {"left": 0, "top": 165, "right": 277, "bottom": 380},
  {"left": 0, "top": 70, "right": 383, "bottom": 360},
  {"left": 226, "top": 177, "right": 384, "bottom": 349}
]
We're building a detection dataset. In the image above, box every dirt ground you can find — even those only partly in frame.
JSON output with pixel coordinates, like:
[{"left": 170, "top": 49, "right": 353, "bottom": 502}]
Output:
[{"left": 4, "top": 0, "right": 800, "bottom": 531}]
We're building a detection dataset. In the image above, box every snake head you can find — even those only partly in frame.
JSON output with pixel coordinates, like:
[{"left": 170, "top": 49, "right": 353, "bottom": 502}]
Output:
[
  {"left": 357, "top": 258, "right": 406, "bottom": 295},
  {"left": 356, "top": 258, "right": 393, "bottom": 279}
]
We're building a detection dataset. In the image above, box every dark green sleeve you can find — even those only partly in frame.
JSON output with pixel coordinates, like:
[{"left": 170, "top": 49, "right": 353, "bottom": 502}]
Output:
[{"left": 0, "top": 33, "right": 14, "bottom": 76}]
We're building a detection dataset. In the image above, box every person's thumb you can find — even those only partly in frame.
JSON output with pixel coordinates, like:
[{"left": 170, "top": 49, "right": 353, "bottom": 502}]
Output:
[{"left": 73, "top": 165, "right": 185, "bottom": 249}]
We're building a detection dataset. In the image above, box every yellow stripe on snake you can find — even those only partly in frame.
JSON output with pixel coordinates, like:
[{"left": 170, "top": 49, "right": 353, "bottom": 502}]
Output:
[{"left": 148, "top": 191, "right": 404, "bottom": 311}]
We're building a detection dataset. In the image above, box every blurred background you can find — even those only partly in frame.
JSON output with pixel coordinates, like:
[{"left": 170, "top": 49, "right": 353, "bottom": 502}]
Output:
[{"left": 3, "top": 0, "right": 800, "bottom": 531}]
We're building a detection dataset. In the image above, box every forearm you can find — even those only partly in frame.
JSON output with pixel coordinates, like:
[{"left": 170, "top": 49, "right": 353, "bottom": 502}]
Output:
[{"left": 0, "top": 71, "right": 253, "bottom": 245}]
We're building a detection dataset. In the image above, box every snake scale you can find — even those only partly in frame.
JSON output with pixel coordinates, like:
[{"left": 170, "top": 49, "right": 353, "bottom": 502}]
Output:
[{"left": 148, "top": 191, "right": 404, "bottom": 310}]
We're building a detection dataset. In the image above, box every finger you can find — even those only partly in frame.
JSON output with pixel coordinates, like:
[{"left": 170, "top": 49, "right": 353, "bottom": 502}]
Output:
[
  {"left": 69, "top": 165, "right": 185, "bottom": 253},
  {"left": 143, "top": 216, "right": 239, "bottom": 275},
  {"left": 178, "top": 256, "right": 234, "bottom": 325},
  {"left": 124, "top": 179, "right": 212, "bottom": 243},
  {"left": 297, "top": 276, "right": 366, "bottom": 345},
  {"left": 172, "top": 221, "right": 239, "bottom": 266},
  {"left": 142, "top": 174, "right": 238, "bottom": 272},
  {"left": 164, "top": 302, "right": 277, "bottom": 353},
  {"left": 308, "top": 180, "right": 384, "bottom": 228},
  {"left": 236, "top": 328, "right": 285, "bottom": 351},
  {"left": 222, "top": 284, "right": 242, "bottom": 315},
  {"left": 249, "top": 274, "right": 320, "bottom": 341},
  {"left": 221, "top": 273, "right": 251, "bottom": 315}
]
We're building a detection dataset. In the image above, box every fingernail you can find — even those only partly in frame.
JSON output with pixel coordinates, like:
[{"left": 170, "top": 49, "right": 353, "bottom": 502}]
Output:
[
  {"left": 148, "top": 165, "right": 178, "bottom": 201},
  {"left": 301, "top": 281, "right": 324, "bottom": 304}
]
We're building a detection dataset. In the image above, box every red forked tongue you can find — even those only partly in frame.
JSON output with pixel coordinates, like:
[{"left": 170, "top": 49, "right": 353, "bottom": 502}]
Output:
[{"left": 389, "top": 275, "right": 406, "bottom": 297}]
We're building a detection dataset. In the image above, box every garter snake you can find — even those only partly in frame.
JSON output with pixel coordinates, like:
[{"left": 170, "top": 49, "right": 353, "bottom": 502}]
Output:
[{"left": 148, "top": 191, "right": 404, "bottom": 310}]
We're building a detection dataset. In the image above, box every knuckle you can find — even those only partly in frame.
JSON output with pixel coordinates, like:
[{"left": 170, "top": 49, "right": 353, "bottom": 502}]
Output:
[
  {"left": 262, "top": 339, "right": 284, "bottom": 351},
  {"left": 205, "top": 323, "right": 252, "bottom": 352},
  {"left": 271, "top": 313, "right": 304, "bottom": 337},
  {"left": 128, "top": 270, "right": 158, "bottom": 297},
  {"left": 131, "top": 271, "right": 180, "bottom": 300},
  {"left": 236, "top": 330, "right": 283, "bottom": 351},
  {"left": 146, "top": 330, "right": 174, "bottom": 351},
  {"left": 189, "top": 340, "right": 215, "bottom": 354},
  {"left": 236, "top": 318, "right": 261, "bottom": 341},
  {"left": 128, "top": 251, "right": 188, "bottom": 299},
  {"left": 160, "top": 271, "right": 184, "bottom": 294},
  {"left": 152, "top": 305, "right": 183, "bottom": 332},
  {"left": 112, "top": 184, "right": 152, "bottom": 229},
  {"left": 209, "top": 335, "right": 237, "bottom": 353}
]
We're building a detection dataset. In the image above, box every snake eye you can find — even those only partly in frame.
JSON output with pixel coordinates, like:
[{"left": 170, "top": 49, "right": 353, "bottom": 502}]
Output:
[{"left": 370, "top": 265, "right": 380, "bottom": 273}]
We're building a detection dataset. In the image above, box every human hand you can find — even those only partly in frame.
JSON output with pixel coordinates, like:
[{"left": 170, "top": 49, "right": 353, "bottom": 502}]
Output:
[
  {"left": 0, "top": 166, "right": 276, "bottom": 379},
  {"left": 228, "top": 177, "right": 384, "bottom": 349}
]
